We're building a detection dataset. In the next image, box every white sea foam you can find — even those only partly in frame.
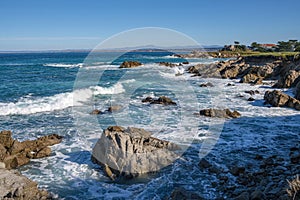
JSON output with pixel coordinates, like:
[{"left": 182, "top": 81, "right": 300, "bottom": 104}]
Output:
[
  {"left": 0, "top": 83, "right": 126, "bottom": 116},
  {"left": 43, "top": 63, "right": 84, "bottom": 68}
]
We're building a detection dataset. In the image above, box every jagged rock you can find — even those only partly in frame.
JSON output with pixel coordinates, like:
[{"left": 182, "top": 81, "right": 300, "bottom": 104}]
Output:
[
  {"left": 264, "top": 90, "right": 300, "bottom": 110},
  {"left": 119, "top": 61, "right": 142, "bottom": 68},
  {"left": 245, "top": 90, "right": 260, "bottom": 95},
  {"left": 0, "top": 130, "right": 62, "bottom": 169},
  {"left": 0, "top": 169, "right": 50, "bottom": 200},
  {"left": 158, "top": 62, "right": 177, "bottom": 67},
  {"left": 142, "top": 96, "right": 176, "bottom": 105},
  {"left": 107, "top": 105, "right": 122, "bottom": 112},
  {"left": 91, "top": 126, "right": 180, "bottom": 179},
  {"left": 240, "top": 73, "right": 262, "bottom": 84},
  {"left": 199, "top": 109, "right": 241, "bottom": 118},
  {"left": 273, "top": 70, "right": 300, "bottom": 88},
  {"left": 199, "top": 82, "right": 214, "bottom": 87}
]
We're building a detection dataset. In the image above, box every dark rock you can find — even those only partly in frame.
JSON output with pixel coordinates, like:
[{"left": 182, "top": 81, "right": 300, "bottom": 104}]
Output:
[
  {"left": 0, "top": 169, "right": 50, "bottom": 200},
  {"left": 199, "top": 82, "right": 214, "bottom": 87},
  {"left": 158, "top": 62, "right": 177, "bottom": 67},
  {"left": 142, "top": 96, "right": 176, "bottom": 105},
  {"left": 273, "top": 70, "right": 300, "bottom": 88},
  {"left": 245, "top": 90, "right": 260, "bottom": 95},
  {"left": 226, "top": 83, "right": 235, "bottom": 86},
  {"left": 198, "top": 158, "right": 212, "bottom": 169},
  {"left": 91, "top": 109, "right": 103, "bottom": 115},
  {"left": 91, "top": 126, "right": 180, "bottom": 179},
  {"left": 119, "top": 61, "right": 142, "bottom": 68},
  {"left": 264, "top": 90, "right": 300, "bottom": 110},
  {"left": 230, "top": 166, "right": 246, "bottom": 176},
  {"left": 247, "top": 97, "right": 255, "bottom": 101},
  {"left": 240, "top": 73, "right": 261, "bottom": 84},
  {"left": 182, "top": 61, "right": 189, "bottom": 65},
  {"left": 200, "top": 108, "right": 241, "bottom": 118}
]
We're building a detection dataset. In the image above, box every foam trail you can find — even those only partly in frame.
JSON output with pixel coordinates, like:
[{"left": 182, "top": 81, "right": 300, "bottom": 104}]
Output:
[
  {"left": 43, "top": 63, "right": 83, "bottom": 68},
  {"left": 0, "top": 83, "right": 125, "bottom": 116}
]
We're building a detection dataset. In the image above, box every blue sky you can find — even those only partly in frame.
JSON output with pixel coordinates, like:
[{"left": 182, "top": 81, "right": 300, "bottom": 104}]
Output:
[{"left": 0, "top": 0, "right": 300, "bottom": 50}]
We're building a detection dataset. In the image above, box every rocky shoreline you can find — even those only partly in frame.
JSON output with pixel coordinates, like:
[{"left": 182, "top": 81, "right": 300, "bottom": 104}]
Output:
[{"left": 0, "top": 131, "right": 62, "bottom": 199}]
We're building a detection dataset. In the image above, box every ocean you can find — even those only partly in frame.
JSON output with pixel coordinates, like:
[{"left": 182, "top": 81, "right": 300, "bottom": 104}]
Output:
[{"left": 0, "top": 51, "right": 299, "bottom": 199}]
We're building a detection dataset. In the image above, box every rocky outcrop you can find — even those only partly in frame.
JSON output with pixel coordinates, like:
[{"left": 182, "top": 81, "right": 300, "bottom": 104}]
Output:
[
  {"left": 91, "top": 105, "right": 122, "bottom": 115},
  {"left": 199, "top": 82, "right": 214, "bottom": 87},
  {"left": 142, "top": 96, "right": 177, "bottom": 105},
  {"left": 199, "top": 109, "right": 241, "bottom": 118},
  {"left": 158, "top": 62, "right": 178, "bottom": 67},
  {"left": 91, "top": 126, "right": 180, "bottom": 179},
  {"left": 0, "top": 130, "right": 62, "bottom": 169},
  {"left": 264, "top": 90, "right": 300, "bottom": 110},
  {"left": 0, "top": 169, "right": 50, "bottom": 200},
  {"left": 273, "top": 70, "right": 300, "bottom": 88},
  {"left": 119, "top": 61, "right": 142, "bottom": 68}
]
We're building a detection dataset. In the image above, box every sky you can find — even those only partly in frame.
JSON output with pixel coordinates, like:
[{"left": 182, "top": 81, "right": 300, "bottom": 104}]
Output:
[{"left": 0, "top": 0, "right": 300, "bottom": 51}]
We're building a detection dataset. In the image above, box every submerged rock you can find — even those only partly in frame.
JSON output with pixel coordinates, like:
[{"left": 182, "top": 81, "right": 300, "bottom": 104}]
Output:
[
  {"left": 119, "top": 61, "right": 142, "bottom": 68},
  {"left": 91, "top": 109, "right": 103, "bottom": 115},
  {"left": 0, "top": 169, "right": 50, "bottom": 200},
  {"left": 142, "top": 96, "right": 177, "bottom": 105},
  {"left": 91, "top": 126, "right": 180, "bottom": 179},
  {"left": 264, "top": 90, "right": 300, "bottom": 110},
  {"left": 199, "top": 109, "right": 241, "bottom": 118},
  {"left": 0, "top": 130, "right": 62, "bottom": 169}
]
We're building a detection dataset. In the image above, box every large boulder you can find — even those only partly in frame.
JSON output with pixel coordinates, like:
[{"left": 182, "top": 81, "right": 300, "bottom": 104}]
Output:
[
  {"left": 91, "top": 126, "right": 180, "bottom": 179},
  {"left": 273, "top": 70, "right": 300, "bottom": 88},
  {"left": 199, "top": 109, "right": 241, "bottom": 118},
  {"left": 0, "top": 169, "right": 49, "bottom": 200},
  {"left": 0, "top": 130, "right": 62, "bottom": 169},
  {"left": 264, "top": 90, "right": 300, "bottom": 110},
  {"left": 119, "top": 61, "right": 142, "bottom": 68}
]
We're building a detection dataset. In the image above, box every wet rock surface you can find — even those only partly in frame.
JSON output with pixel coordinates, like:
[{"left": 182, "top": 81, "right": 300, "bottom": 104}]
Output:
[
  {"left": 119, "top": 61, "right": 142, "bottom": 68},
  {"left": 91, "top": 126, "right": 180, "bottom": 180},
  {"left": 0, "top": 130, "right": 62, "bottom": 169},
  {"left": 199, "top": 108, "right": 241, "bottom": 118},
  {"left": 264, "top": 90, "right": 300, "bottom": 110},
  {"left": 142, "top": 96, "right": 177, "bottom": 105}
]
